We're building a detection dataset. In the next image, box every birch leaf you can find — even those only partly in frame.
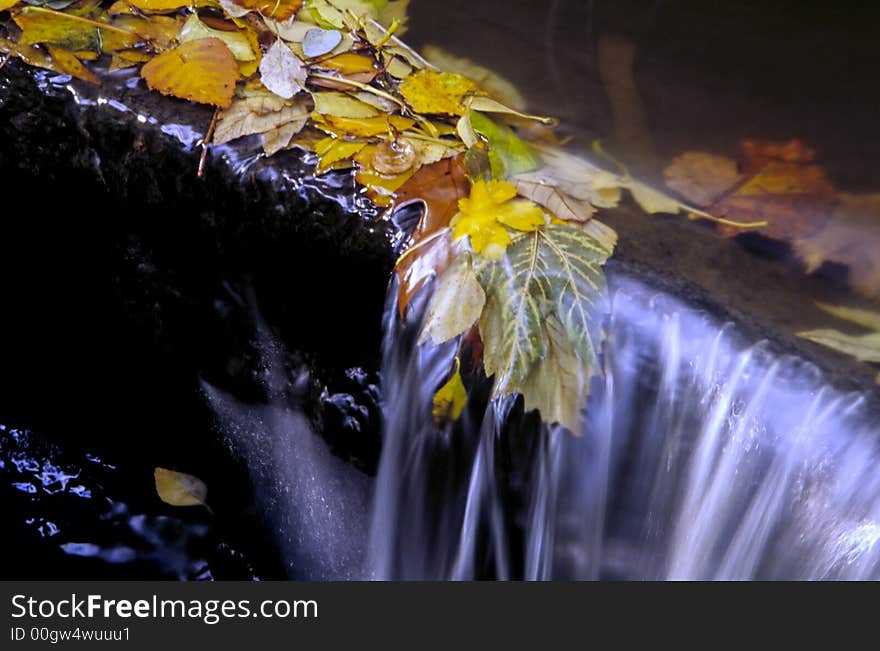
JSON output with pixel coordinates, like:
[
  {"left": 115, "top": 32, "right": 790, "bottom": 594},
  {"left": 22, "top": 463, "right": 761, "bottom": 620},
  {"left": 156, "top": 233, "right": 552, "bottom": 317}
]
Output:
[
  {"left": 311, "top": 91, "right": 379, "bottom": 118},
  {"left": 400, "top": 69, "right": 480, "bottom": 116},
  {"left": 259, "top": 38, "right": 306, "bottom": 99},
  {"left": 214, "top": 94, "right": 310, "bottom": 145},
  {"left": 15, "top": 6, "right": 139, "bottom": 52},
  {"left": 478, "top": 224, "right": 614, "bottom": 433},
  {"left": 432, "top": 357, "right": 467, "bottom": 426},
  {"left": 421, "top": 44, "right": 525, "bottom": 110},
  {"left": 141, "top": 38, "right": 238, "bottom": 108},
  {"left": 420, "top": 252, "right": 486, "bottom": 345},
  {"left": 154, "top": 468, "right": 208, "bottom": 508},
  {"left": 45, "top": 44, "right": 99, "bottom": 83},
  {"left": 179, "top": 14, "right": 256, "bottom": 62},
  {"left": 229, "top": 0, "right": 302, "bottom": 21},
  {"left": 262, "top": 118, "right": 308, "bottom": 155}
]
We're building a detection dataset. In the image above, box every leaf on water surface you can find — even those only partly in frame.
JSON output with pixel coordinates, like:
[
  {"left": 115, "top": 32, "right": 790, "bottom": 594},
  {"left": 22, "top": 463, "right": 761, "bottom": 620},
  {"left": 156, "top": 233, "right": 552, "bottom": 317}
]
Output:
[
  {"left": 797, "top": 302, "right": 880, "bottom": 364},
  {"left": 0, "top": 0, "right": 19, "bottom": 8},
  {"left": 14, "top": 6, "right": 139, "bottom": 53},
  {"left": 179, "top": 13, "right": 256, "bottom": 62},
  {"left": 399, "top": 69, "right": 480, "bottom": 116},
  {"left": 432, "top": 357, "right": 467, "bottom": 427},
  {"left": 420, "top": 251, "right": 485, "bottom": 345},
  {"left": 259, "top": 38, "right": 306, "bottom": 99},
  {"left": 313, "top": 113, "right": 413, "bottom": 138},
  {"left": 512, "top": 176, "right": 596, "bottom": 223},
  {"left": 311, "top": 90, "right": 380, "bottom": 118},
  {"left": 314, "top": 136, "right": 366, "bottom": 171},
  {"left": 154, "top": 467, "right": 210, "bottom": 509},
  {"left": 466, "top": 111, "right": 542, "bottom": 180},
  {"left": 421, "top": 44, "right": 526, "bottom": 110},
  {"left": 141, "top": 38, "right": 238, "bottom": 108},
  {"left": 478, "top": 224, "right": 614, "bottom": 433},
  {"left": 120, "top": 0, "right": 193, "bottom": 12},
  {"left": 214, "top": 93, "right": 310, "bottom": 145}
]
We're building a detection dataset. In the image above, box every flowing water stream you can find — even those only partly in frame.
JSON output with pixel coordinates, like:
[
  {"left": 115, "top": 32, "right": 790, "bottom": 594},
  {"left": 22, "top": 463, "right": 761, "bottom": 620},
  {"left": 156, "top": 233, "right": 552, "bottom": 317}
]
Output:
[{"left": 205, "top": 271, "right": 880, "bottom": 580}]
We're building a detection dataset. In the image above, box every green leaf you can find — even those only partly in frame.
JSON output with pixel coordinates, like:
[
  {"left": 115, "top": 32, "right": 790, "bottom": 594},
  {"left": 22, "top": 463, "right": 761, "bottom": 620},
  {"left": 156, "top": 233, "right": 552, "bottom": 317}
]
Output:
[
  {"left": 477, "top": 224, "right": 613, "bottom": 432},
  {"left": 467, "top": 110, "right": 542, "bottom": 179}
]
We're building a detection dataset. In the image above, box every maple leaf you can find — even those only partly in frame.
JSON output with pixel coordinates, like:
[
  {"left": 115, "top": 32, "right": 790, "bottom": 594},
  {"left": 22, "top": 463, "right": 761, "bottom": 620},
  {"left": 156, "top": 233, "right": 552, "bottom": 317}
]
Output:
[
  {"left": 141, "top": 38, "right": 239, "bottom": 108},
  {"left": 450, "top": 179, "right": 546, "bottom": 259}
]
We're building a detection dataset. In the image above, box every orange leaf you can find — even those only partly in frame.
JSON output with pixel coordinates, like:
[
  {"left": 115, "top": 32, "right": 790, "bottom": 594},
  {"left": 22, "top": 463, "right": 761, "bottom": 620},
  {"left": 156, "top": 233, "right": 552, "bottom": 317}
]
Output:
[
  {"left": 141, "top": 38, "right": 238, "bottom": 108},
  {"left": 229, "top": 0, "right": 303, "bottom": 21},
  {"left": 393, "top": 156, "right": 469, "bottom": 314},
  {"left": 711, "top": 140, "right": 835, "bottom": 239}
]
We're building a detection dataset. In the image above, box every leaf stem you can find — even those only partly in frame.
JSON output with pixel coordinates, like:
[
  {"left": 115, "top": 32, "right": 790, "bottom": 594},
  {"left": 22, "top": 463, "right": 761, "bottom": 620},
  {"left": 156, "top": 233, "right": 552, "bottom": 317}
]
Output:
[
  {"left": 198, "top": 107, "right": 220, "bottom": 179},
  {"left": 0, "top": 53, "right": 11, "bottom": 71},
  {"left": 309, "top": 72, "right": 407, "bottom": 110}
]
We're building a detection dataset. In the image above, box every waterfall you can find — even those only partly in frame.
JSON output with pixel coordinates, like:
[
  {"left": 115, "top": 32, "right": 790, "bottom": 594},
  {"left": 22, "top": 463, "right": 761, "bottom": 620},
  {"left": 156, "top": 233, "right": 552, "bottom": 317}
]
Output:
[{"left": 205, "top": 271, "right": 880, "bottom": 580}]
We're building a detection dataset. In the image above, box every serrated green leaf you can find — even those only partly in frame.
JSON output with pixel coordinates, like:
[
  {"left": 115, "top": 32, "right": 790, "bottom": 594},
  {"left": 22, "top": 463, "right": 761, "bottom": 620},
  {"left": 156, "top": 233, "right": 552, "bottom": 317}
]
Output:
[
  {"left": 468, "top": 110, "right": 542, "bottom": 179},
  {"left": 478, "top": 224, "right": 613, "bottom": 432}
]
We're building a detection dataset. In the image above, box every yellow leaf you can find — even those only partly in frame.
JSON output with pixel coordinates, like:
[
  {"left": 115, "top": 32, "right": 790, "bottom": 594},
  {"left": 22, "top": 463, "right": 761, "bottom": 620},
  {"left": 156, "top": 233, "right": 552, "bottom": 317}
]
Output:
[
  {"left": 154, "top": 467, "right": 209, "bottom": 508},
  {"left": 113, "top": 14, "right": 182, "bottom": 52},
  {"left": 214, "top": 93, "right": 310, "bottom": 145},
  {"left": 15, "top": 6, "right": 139, "bottom": 53},
  {"left": 0, "top": 0, "right": 20, "bottom": 10},
  {"left": 311, "top": 91, "right": 379, "bottom": 118},
  {"left": 400, "top": 69, "right": 480, "bottom": 116},
  {"left": 230, "top": 0, "right": 303, "bottom": 21},
  {"left": 450, "top": 179, "right": 546, "bottom": 259},
  {"left": 319, "top": 52, "right": 376, "bottom": 75},
  {"left": 179, "top": 13, "right": 256, "bottom": 62},
  {"left": 421, "top": 44, "right": 526, "bottom": 110},
  {"left": 141, "top": 38, "right": 238, "bottom": 108},
  {"left": 124, "top": 0, "right": 193, "bottom": 11},
  {"left": 315, "top": 136, "right": 365, "bottom": 172},
  {"left": 313, "top": 114, "right": 414, "bottom": 138},
  {"left": 45, "top": 45, "right": 99, "bottom": 84},
  {"left": 432, "top": 357, "right": 467, "bottom": 426}
]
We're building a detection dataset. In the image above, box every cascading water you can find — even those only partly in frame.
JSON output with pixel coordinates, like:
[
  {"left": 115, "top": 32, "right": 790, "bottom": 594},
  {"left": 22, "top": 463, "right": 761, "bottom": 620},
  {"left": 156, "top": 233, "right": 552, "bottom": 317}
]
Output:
[{"left": 205, "top": 270, "right": 880, "bottom": 580}]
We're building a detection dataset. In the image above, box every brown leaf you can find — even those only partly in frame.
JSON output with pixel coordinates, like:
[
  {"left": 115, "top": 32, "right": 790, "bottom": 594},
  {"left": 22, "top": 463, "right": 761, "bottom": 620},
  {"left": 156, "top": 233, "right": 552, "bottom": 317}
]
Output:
[
  {"left": 229, "top": 0, "right": 302, "bottom": 21},
  {"left": 141, "top": 38, "right": 238, "bottom": 108},
  {"left": 663, "top": 151, "right": 742, "bottom": 207},
  {"left": 392, "top": 155, "right": 469, "bottom": 314},
  {"left": 793, "top": 193, "right": 880, "bottom": 300},
  {"left": 711, "top": 140, "right": 835, "bottom": 239}
]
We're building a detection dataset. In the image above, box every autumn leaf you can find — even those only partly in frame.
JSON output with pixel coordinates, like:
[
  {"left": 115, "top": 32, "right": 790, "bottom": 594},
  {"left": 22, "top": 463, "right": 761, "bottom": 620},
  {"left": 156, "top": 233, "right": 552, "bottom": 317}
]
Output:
[
  {"left": 179, "top": 14, "right": 256, "bottom": 62},
  {"left": 450, "top": 179, "right": 546, "bottom": 259},
  {"left": 229, "top": 0, "right": 302, "bottom": 21},
  {"left": 154, "top": 467, "right": 210, "bottom": 509},
  {"left": 432, "top": 357, "right": 467, "bottom": 426},
  {"left": 311, "top": 90, "right": 379, "bottom": 118},
  {"left": 393, "top": 156, "right": 470, "bottom": 313},
  {"left": 421, "top": 44, "right": 526, "bottom": 110},
  {"left": 0, "top": 0, "right": 20, "bottom": 9},
  {"left": 793, "top": 193, "right": 880, "bottom": 300},
  {"left": 121, "top": 0, "right": 194, "bottom": 12},
  {"left": 399, "top": 69, "right": 480, "bottom": 116},
  {"left": 512, "top": 176, "right": 595, "bottom": 223},
  {"left": 797, "top": 303, "right": 880, "bottom": 364},
  {"left": 259, "top": 38, "right": 306, "bottom": 99},
  {"left": 664, "top": 151, "right": 743, "bottom": 207},
  {"left": 478, "top": 224, "right": 613, "bottom": 433},
  {"left": 141, "top": 38, "right": 239, "bottom": 108},
  {"left": 214, "top": 93, "right": 310, "bottom": 148},
  {"left": 465, "top": 111, "right": 542, "bottom": 180},
  {"left": 45, "top": 44, "right": 98, "bottom": 83},
  {"left": 15, "top": 6, "right": 139, "bottom": 53},
  {"left": 313, "top": 113, "right": 413, "bottom": 138},
  {"left": 302, "top": 27, "right": 342, "bottom": 57},
  {"left": 420, "top": 250, "right": 485, "bottom": 344},
  {"left": 314, "top": 135, "right": 366, "bottom": 171}
]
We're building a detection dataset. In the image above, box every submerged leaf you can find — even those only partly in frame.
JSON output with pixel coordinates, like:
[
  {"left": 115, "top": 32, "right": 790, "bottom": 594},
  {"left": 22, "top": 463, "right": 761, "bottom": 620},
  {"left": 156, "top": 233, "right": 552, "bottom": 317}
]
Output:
[
  {"left": 432, "top": 357, "right": 467, "bottom": 426},
  {"left": 45, "top": 44, "right": 98, "bottom": 83},
  {"left": 141, "top": 38, "right": 238, "bottom": 108},
  {"left": 154, "top": 467, "right": 209, "bottom": 508},
  {"left": 663, "top": 151, "right": 743, "bottom": 207},
  {"left": 302, "top": 27, "right": 342, "bottom": 57},
  {"left": 259, "top": 38, "right": 306, "bottom": 99}
]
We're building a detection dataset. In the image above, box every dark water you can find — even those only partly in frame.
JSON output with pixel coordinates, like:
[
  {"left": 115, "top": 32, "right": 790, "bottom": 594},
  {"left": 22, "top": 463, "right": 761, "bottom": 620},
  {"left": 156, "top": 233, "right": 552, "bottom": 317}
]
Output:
[{"left": 1, "top": 0, "right": 879, "bottom": 578}]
